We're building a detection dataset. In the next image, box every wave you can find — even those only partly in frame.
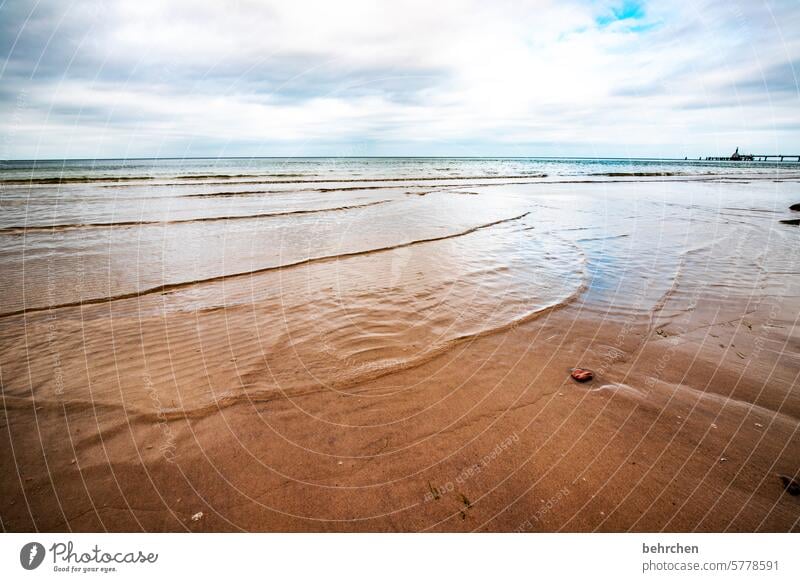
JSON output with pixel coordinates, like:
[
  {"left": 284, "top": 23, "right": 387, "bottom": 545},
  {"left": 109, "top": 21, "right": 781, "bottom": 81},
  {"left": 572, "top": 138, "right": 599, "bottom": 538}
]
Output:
[
  {"left": 186, "top": 174, "right": 798, "bottom": 197},
  {"left": 0, "top": 173, "right": 549, "bottom": 186},
  {"left": 0, "top": 259, "right": 585, "bottom": 422},
  {"left": 0, "top": 199, "right": 391, "bottom": 235},
  {"left": 577, "top": 233, "right": 631, "bottom": 242},
  {"left": 7, "top": 171, "right": 800, "bottom": 189},
  {"left": 0, "top": 176, "right": 154, "bottom": 185},
  {"left": 185, "top": 185, "right": 411, "bottom": 197},
  {"left": 722, "top": 207, "right": 782, "bottom": 213},
  {"left": 151, "top": 173, "right": 548, "bottom": 185},
  {"left": 0, "top": 172, "right": 316, "bottom": 185},
  {"left": 589, "top": 171, "right": 681, "bottom": 177},
  {"left": 180, "top": 177, "right": 683, "bottom": 196},
  {"left": 0, "top": 211, "right": 530, "bottom": 318},
  {"left": 126, "top": 174, "right": 550, "bottom": 189}
]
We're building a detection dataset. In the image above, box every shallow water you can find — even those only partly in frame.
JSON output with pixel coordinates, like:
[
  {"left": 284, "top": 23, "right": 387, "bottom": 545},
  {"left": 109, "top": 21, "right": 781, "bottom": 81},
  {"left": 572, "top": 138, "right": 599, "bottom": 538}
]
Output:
[{"left": 1, "top": 157, "right": 798, "bottom": 410}]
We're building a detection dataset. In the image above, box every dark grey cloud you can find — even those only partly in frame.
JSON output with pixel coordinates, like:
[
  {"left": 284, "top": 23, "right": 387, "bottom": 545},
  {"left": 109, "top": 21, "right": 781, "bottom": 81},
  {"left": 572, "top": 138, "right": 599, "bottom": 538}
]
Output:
[{"left": 735, "top": 60, "right": 800, "bottom": 95}]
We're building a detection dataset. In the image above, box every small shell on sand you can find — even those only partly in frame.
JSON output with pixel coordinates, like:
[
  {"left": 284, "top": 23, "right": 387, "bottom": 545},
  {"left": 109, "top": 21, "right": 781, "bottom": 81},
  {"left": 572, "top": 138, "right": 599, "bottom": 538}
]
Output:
[
  {"left": 191, "top": 511, "right": 204, "bottom": 521},
  {"left": 570, "top": 368, "right": 594, "bottom": 382}
]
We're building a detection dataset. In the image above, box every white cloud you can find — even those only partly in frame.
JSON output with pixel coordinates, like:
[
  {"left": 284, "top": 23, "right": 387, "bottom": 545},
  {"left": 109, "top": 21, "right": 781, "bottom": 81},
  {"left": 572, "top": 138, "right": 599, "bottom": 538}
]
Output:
[{"left": 1, "top": 0, "right": 798, "bottom": 158}]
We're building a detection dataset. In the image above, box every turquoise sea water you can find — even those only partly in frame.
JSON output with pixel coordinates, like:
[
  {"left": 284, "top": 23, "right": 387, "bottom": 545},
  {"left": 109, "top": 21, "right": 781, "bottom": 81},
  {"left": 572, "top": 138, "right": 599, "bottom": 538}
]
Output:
[{"left": 2, "top": 156, "right": 798, "bottom": 183}]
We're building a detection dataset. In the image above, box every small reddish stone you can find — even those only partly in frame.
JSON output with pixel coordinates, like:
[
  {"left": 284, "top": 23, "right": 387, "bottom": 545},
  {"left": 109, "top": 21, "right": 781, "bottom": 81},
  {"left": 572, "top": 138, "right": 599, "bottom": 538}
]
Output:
[{"left": 571, "top": 368, "right": 594, "bottom": 383}]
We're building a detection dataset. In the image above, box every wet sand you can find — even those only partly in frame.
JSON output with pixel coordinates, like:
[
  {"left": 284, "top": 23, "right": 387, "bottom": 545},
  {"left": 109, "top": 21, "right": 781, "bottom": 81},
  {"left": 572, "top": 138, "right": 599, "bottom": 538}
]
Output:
[{"left": 1, "top": 164, "right": 799, "bottom": 532}]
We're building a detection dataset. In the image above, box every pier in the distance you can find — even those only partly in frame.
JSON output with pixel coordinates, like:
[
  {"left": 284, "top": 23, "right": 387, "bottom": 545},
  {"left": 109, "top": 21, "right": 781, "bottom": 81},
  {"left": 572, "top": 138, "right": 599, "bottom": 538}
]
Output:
[{"left": 705, "top": 147, "right": 800, "bottom": 162}]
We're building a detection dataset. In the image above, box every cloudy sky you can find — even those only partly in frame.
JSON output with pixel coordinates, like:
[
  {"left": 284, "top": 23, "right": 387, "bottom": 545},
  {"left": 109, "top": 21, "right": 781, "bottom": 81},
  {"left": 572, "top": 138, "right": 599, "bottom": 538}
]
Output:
[{"left": 1, "top": 0, "right": 798, "bottom": 159}]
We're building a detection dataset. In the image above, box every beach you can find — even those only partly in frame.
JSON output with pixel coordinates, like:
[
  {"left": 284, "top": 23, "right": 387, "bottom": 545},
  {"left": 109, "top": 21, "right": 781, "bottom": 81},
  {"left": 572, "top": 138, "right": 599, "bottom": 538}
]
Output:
[{"left": 0, "top": 158, "right": 798, "bottom": 532}]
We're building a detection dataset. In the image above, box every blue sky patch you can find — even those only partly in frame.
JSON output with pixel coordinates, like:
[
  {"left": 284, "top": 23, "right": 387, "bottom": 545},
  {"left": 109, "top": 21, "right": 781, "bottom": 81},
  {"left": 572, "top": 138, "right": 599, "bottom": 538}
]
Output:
[{"left": 596, "top": 0, "right": 646, "bottom": 27}]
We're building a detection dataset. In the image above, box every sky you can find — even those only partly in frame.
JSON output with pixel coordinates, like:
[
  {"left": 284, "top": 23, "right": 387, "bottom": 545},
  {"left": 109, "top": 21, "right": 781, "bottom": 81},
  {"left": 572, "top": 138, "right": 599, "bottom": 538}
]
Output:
[{"left": 0, "top": 0, "right": 798, "bottom": 159}]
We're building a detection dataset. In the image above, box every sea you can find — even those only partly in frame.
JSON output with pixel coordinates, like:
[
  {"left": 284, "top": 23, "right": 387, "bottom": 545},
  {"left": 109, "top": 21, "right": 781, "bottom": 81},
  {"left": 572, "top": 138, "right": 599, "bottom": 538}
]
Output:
[{"left": 1, "top": 157, "right": 798, "bottom": 395}]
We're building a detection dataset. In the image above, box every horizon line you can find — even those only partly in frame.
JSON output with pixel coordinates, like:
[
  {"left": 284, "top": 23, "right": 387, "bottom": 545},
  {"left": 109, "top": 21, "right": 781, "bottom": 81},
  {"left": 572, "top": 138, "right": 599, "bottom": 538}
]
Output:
[{"left": 0, "top": 154, "right": 773, "bottom": 163}]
